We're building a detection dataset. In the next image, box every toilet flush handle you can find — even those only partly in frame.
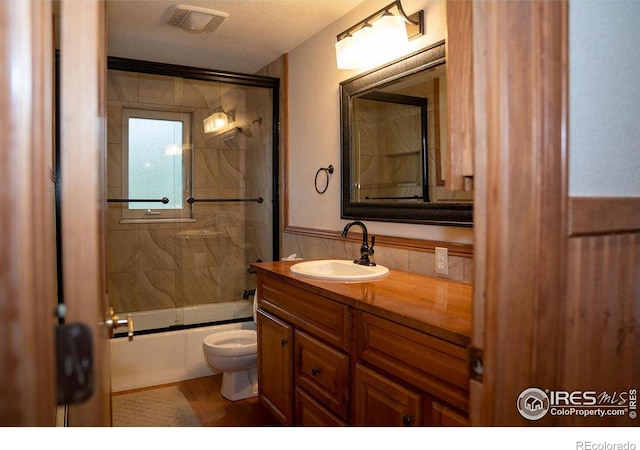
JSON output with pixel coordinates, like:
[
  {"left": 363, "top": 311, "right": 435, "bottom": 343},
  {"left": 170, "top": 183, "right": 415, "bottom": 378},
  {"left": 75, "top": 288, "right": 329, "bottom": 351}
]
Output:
[{"left": 106, "top": 307, "right": 134, "bottom": 341}]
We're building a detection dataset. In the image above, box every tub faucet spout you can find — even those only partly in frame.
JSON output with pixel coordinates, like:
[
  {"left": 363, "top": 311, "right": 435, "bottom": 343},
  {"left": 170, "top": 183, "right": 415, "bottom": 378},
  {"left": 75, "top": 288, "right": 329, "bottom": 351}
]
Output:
[{"left": 341, "top": 221, "right": 376, "bottom": 266}]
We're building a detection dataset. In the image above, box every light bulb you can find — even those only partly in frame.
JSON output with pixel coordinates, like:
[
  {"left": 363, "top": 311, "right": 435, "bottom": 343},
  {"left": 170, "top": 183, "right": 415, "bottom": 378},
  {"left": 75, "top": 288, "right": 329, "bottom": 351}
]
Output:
[
  {"left": 352, "top": 23, "right": 375, "bottom": 68},
  {"left": 371, "top": 12, "right": 409, "bottom": 67},
  {"left": 336, "top": 34, "right": 360, "bottom": 70}
]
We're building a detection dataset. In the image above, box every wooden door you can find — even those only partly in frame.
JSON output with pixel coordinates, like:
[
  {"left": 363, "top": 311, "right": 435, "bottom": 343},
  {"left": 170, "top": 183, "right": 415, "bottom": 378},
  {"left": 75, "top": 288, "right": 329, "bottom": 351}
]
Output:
[
  {"left": 0, "top": 0, "right": 58, "bottom": 426},
  {"left": 59, "top": 0, "right": 110, "bottom": 426},
  {"left": 0, "top": 0, "right": 108, "bottom": 426},
  {"left": 257, "top": 309, "right": 293, "bottom": 425}
]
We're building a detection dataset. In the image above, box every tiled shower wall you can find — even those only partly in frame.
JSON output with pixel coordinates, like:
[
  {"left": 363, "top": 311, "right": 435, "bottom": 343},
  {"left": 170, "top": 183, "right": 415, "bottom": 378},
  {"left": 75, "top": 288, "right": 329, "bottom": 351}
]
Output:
[{"left": 106, "top": 69, "right": 273, "bottom": 314}]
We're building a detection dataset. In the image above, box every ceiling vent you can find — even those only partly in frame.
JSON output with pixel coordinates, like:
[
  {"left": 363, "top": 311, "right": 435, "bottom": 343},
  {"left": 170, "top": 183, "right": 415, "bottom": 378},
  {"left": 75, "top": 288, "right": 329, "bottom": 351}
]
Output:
[{"left": 164, "top": 4, "right": 228, "bottom": 34}]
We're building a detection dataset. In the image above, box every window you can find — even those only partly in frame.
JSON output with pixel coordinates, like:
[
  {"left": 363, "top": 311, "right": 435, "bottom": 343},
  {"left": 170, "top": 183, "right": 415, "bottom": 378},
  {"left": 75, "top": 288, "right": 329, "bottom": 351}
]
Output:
[{"left": 121, "top": 108, "right": 193, "bottom": 220}]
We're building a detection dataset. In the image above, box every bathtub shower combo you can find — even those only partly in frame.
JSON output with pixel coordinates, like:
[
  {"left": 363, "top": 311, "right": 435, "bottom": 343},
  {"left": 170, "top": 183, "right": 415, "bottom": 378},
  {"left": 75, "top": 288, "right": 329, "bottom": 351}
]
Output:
[{"left": 106, "top": 57, "right": 279, "bottom": 397}]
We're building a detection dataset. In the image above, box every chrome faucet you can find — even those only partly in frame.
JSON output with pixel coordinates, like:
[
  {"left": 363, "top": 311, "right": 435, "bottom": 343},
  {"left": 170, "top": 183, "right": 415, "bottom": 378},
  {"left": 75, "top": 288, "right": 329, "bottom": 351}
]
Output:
[{"left": 341, "top": 221, "right": 376, "bottom": 266}]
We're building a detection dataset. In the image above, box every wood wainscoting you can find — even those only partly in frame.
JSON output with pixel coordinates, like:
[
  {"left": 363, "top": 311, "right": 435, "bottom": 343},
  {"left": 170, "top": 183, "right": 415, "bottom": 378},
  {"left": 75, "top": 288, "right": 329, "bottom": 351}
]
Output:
[
  {"left": 569, "top": 197, "right": 640, "bottom": 236},
  {"left": 560, "top": 197, "right": 640, "bottom": 426}
]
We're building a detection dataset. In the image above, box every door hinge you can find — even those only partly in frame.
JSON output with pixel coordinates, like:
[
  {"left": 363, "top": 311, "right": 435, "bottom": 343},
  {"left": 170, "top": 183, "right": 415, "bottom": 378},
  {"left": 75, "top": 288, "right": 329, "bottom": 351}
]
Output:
[{"left": 468, "top": 346, "right": 484, "bottom": 383}]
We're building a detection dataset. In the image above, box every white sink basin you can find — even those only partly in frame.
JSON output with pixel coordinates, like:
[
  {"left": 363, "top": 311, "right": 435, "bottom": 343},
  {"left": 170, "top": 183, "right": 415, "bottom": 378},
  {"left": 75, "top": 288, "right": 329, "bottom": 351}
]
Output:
[{"left": 290, "top": 259, "right": 389, "bottom": 282}]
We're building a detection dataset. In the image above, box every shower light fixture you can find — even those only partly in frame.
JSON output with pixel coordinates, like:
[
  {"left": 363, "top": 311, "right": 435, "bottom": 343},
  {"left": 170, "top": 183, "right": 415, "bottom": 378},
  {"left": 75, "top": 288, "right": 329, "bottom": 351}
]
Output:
[
  {"left": 335, "top": 0, "right": 424, "bottom": 70},
  {"left": 203, "top": 107, "right": 235, "bottom": 134}
]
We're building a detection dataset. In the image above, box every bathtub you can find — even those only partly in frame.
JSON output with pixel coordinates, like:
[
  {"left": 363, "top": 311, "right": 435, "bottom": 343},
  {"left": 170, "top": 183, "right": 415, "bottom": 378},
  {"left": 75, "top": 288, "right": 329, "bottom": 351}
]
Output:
[{"left": 110, "top": 300, "right": 255, "bottom": 393}]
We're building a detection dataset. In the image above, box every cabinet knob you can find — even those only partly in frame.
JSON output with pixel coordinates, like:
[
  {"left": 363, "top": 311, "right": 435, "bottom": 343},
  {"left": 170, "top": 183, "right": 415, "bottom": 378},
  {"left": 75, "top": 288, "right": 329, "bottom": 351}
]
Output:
[
  {"left": 311, "top": 367, "right": 320, "bottom": 376},
  {"left": 280, "top": 338, "right": 288, "bottom": 346},
  {"left": 402, "top": 415, "right": 412, "bottom": 426}
]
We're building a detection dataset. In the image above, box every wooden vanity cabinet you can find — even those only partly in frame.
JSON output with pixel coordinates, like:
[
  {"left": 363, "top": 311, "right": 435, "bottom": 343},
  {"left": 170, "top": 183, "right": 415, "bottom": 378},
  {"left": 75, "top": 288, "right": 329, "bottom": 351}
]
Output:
[
  {"left": 256, "top": 273, "right": 470, "bottom": 427},
  {"left": 257, "top": 276, "right": 350, "bottom": 426}
]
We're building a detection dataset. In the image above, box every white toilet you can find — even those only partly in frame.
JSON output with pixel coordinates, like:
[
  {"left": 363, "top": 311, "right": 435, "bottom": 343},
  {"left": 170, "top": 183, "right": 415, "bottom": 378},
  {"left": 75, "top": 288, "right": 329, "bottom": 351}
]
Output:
[{"left": 202, "top": 295, "right": 258, "bottom": 401}]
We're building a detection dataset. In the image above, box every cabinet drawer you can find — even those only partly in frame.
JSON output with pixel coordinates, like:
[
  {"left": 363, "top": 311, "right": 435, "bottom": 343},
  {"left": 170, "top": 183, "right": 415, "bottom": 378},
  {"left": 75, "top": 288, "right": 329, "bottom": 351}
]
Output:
[
  {"left": 294, "top": 330, "right": 349, "bottom": 420},
  {"left": 295, "top": 388, "right": 347, "bottom": 426},
  {"left": 259, "top": 276, "right": 349, "bottom": 349},
  {"left": 356, "top": 311, "right": 469, "bottom": 412}
]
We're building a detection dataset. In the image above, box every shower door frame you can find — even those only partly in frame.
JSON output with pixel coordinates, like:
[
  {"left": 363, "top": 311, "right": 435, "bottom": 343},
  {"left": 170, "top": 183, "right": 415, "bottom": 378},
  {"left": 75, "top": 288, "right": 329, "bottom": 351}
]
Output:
[{"left": 108, "top": 56, "right": 280, "bottom": 263}]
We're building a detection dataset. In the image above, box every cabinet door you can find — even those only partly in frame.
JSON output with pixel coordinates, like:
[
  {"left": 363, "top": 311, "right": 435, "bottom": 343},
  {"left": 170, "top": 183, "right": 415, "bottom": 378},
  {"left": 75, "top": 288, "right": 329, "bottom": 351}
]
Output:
[
  {"left": 295, "top": 388, "right": 347, "bottom": 427},
  {"left": 433, "top": 402, "right": 469, "bottom": 426},
  {"left": 354, "top": 364, "right": 421, "bottom": 426},
  {"left": 446, "top": 0, "right": 475, "bottom": 191},
  {"left": 257, "top": 309, "right": 293, "bottom": 425}
]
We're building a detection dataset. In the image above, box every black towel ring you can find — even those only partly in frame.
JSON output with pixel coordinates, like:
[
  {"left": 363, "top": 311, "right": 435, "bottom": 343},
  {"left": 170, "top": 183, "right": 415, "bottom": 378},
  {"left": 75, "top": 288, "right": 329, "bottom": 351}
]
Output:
[{"left": 314, "top": 165, "right": 334, "bottom": 194}]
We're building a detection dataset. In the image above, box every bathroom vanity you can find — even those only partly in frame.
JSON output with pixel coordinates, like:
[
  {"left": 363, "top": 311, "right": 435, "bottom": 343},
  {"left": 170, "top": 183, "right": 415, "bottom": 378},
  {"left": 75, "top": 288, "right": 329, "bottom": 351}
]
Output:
[{"left": 251, "top": 260, "right": 472, "bottom": 426}]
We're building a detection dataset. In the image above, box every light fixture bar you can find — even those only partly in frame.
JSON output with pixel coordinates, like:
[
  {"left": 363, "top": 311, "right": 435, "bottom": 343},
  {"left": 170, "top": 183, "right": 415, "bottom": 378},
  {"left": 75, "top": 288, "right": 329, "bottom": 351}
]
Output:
[
  {"left": 336, "top": 0, "right": 424, "bottom": 42},
  {"left": 335, "top": 0, "right": 424, "bottom": 70}
]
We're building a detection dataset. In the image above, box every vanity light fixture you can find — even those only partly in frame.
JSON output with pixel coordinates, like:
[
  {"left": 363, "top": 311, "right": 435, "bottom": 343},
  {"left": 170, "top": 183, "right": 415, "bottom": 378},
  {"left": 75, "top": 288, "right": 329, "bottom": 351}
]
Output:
[
  {"left": 335, "top": 0, "right": 424, "bottom": 70},
  {"left": 203, "top": 106, "right": 235, "bottom": 134}
]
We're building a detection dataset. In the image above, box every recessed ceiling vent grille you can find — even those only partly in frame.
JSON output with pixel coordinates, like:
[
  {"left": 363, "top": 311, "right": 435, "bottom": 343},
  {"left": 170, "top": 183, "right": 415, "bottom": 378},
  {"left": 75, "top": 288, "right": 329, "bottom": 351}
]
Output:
[{"left": 164, "top": 4, "right": 228, "bottom": 34}]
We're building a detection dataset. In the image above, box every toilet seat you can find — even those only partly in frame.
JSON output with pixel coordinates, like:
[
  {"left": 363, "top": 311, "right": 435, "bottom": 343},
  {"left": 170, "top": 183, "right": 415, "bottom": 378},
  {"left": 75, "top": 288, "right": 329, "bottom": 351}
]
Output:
[{"left": 203, "top": 330, "right": 257, "bottom": 356}]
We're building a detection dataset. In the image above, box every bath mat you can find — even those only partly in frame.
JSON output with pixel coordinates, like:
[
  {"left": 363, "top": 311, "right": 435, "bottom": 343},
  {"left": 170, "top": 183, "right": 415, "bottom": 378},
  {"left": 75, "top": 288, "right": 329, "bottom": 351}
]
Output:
[{"left": 112, "top": 385, "right": 201, "bottom": 427}]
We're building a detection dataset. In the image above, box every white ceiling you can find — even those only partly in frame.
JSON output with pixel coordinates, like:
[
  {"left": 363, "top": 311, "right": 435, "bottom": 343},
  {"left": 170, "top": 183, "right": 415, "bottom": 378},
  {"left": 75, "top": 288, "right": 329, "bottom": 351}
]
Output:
[{"left": 107, "top": 0, "right": 367, "bottom": 74}]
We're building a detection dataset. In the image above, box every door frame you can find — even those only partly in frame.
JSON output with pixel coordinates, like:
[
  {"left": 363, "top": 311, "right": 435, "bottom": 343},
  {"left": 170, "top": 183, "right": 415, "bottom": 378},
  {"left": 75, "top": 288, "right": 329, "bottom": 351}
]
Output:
[{"left": 59, "top": 0, "right": 111, "bottom": 426}]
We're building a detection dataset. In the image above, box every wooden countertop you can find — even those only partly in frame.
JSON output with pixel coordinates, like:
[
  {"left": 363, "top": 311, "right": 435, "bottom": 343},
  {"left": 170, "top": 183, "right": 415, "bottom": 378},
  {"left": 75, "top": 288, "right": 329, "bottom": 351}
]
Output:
[{"left": 251, "top": 260, "right": 473, "bottom": 347}]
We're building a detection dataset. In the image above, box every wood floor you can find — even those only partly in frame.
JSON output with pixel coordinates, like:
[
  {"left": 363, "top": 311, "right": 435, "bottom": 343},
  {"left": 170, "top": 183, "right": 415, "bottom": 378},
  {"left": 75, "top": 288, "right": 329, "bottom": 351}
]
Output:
[{"left": 114, "top": 375, "right": 280, "bottom": 427}]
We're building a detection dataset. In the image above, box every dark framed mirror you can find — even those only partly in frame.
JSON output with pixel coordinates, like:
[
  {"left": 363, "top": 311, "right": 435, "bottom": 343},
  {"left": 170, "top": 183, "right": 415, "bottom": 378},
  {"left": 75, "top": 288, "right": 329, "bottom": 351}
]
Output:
[{"left": 340, "top": 40, "right": 473, "bottom": 226}]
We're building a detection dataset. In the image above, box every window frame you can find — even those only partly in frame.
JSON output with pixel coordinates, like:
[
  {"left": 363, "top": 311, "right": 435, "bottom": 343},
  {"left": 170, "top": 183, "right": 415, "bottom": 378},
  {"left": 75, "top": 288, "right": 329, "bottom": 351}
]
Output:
[{"left": 120, "top": 107, "right": 194, "bottom": 221}]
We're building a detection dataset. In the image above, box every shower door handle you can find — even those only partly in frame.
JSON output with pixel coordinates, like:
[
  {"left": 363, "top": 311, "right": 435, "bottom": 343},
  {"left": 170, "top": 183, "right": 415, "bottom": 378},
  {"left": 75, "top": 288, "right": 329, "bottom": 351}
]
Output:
[{"left": 106, "top": 307, "right": 134, "bottom": 341}]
